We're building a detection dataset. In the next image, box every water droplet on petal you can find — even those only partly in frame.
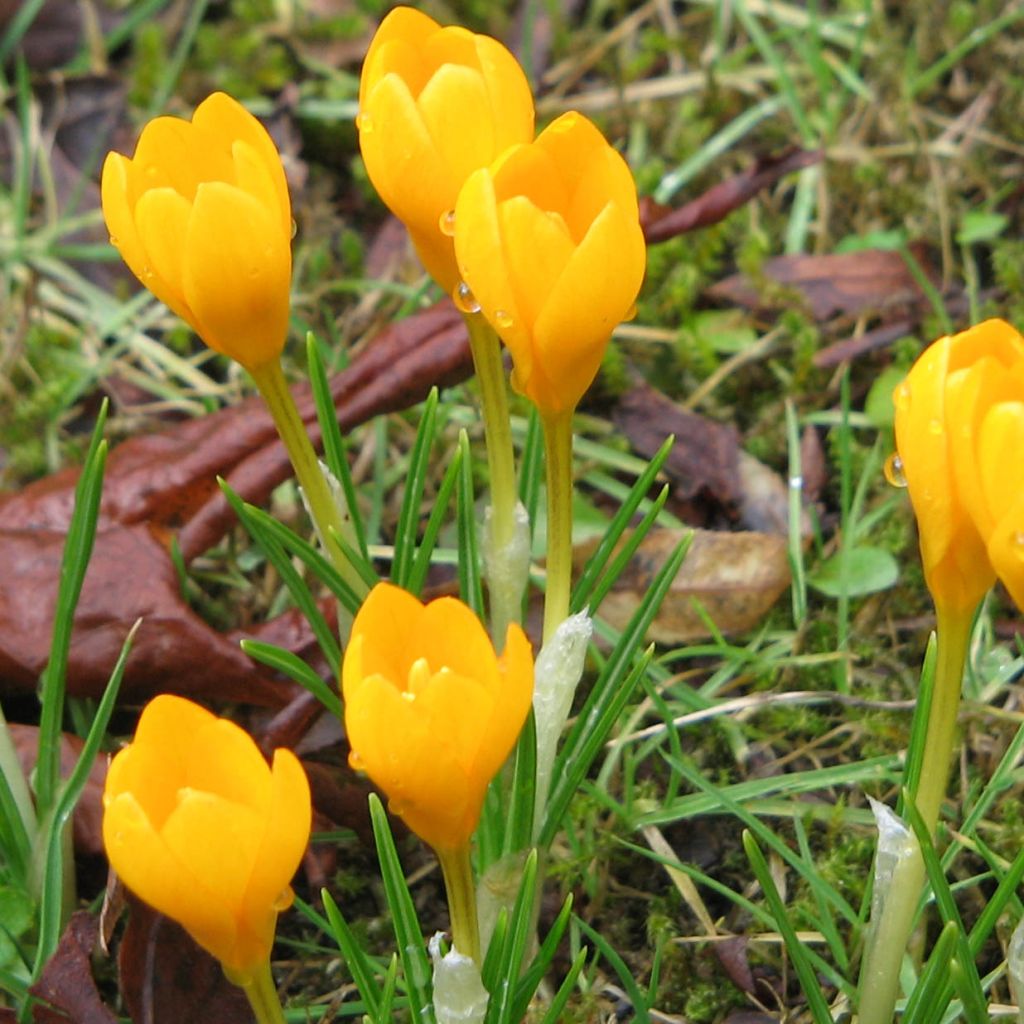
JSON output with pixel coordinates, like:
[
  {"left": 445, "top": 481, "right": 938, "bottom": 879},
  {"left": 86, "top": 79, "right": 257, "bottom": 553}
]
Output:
[
  {"left": 883, "top": 452, "right": 908, "bottom": 488},
  {"left": 553, "top": 111, "right": 580, "bottom": 132},
  {"left": 349, "top": 751, "right": 364, "bottom": 770},
  {"left": 108, "top": 235, "right": 118, "bottom": 246},
  {"left": 390, "top": 800, "right": 407, "bottom": 817},
  {"left": 272, "top": 887, "right": 293, "bottom": 911},
  {"left": 1013, "top": 530, "right": 1024, "bottom": 550},
  {"left": 894, "top": 381, "right": 911, "bottom": 412},
  {"left": 453, "top": 281, "right": 480, "bottom": 314},
  {"left": 142, "top": 265, "right": 154, "bottom": 280},
  {"left": 290, "top": 218, "right": 298, "bottom": 239},
  {"left": 623, "top": 302, "right": 638, "bottom": 322},
  {"left": 356, "top": 112, "right": 372, "bottom": 134},
  {"left": 401, "top": 690, "right": 416, "bottom": 702},
  {"left": 439, "top": 209, "right": 456, "bottom": 236},
  {"left": 928, "top": 417, "right": 943, "bottom": 436},
  {"left": 789, "top": 475, "right": 803, "bottom": 491},
  {"left": 494, "top": 309, "right": 513, "bottom": 329}
]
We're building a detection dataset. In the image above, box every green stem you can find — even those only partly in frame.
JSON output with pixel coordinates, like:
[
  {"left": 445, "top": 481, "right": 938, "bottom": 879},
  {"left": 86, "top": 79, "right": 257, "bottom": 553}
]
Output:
[
  {"left": 248, "top": 359, "right": 367, "bottom": 613},
  {"left": 541, "top": 412, "right": 574, "bottom": 644},
  {"left": 910, "top": 605, "right": 973, "bottom": 834},
  {"left": 463, "top": 314, "right": 522, "bottom": 642},
  {"left": 234, "top": 960, "right": 288, "bottom": 1024},
  {"left": 438, "top": 844, "right": 481, "bottom": 964},
  {"left": 857, "top": 604, "right": 974, "bottom": 1024}
]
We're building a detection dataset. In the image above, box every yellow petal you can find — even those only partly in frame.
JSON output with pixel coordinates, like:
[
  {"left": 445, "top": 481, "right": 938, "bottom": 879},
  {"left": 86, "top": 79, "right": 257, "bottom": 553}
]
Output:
[
  {"left": 346, "top": 581, "right": 424, "bottom": 687},
  {"left": 103, "top": 791, "right": 237, "bottom": 964},
  {"left": 359, "top": 74, "right": 453, "bottom": 235},
  {"left": 194, "top": 93, "right": 291, "bottom": 236},
  {"left": 132, "top": 187, "right": 198, "bottom": 327},
  {"left": 131, "top": 114, "right": 230, "bottom": 204},
  {"left": 359, "top": 7, "right": 441, "bottom": 107},
  {"left": 413, "top": 595, "right": 501, "bottom": 690},
  {"left": 977, "top": 402, "right": 1024, "bottom": 525},
  {"left": 532, "top": 201, "right": 646, "bottom": 414},
  {"left": 417, "top": 64, "right": 496, "bottom": 197},
  {"left": 182, "top": 182, "right": 290, "bottom": 369},
  {"left": 244, "top": 749, "right": 310, "bottom": 922},
  {"left": 231, "top": 138, "right": 290, "bottom": 243},
  {"left": 987, "top": 494, "right": 1024, "bottom": 613},
  {"left": 185, "top": 716, "right": 273, "bottom": 814},
  {"left": 454, "top": 166, "right": 531, "bottom": 367},
  {"left": 473, "top": 35, "right": 535, "bottom": 149}
]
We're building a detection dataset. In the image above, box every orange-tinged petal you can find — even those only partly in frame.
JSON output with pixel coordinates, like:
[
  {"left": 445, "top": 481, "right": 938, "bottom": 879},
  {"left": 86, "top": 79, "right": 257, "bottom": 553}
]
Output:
[
  {"left": 474, "top": 35, "right": 535, "bottom": 149},
  {"left": 232, "top": 138, "right": 290, "bottom": 242},
  {"left": 183, "top": 182, "right": 290, "bottom": 369},
  {"left": 344, "top": 581, "right": 424, "bottom": 686},
  {"left": 103, "top": 791, "right": 237, "bottom": 965},
  {"left": 413, "top": 595, "right": 501, "bottom": 689},
  {"left": 245, "top": 748, "right": 311, "bottom": 915},
  {"left": 184, "top": 716, "right": 273, "bottom": 814},
  {"left": 343, "top": 583, "right": 534, "bottom": 853},
  {"left": 102, "top": 696, "right": 311, "bottom": 979}
]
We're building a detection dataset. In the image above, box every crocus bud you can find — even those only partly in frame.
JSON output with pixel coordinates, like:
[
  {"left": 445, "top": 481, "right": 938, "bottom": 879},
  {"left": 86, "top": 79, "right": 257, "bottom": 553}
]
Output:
[
  {"left": 357, "top": 6, "right": 534, "bottom": 294},
  {"left": 342, "top": 582, "right": 534, "bottom": 854},
  {"left": 103, "top": 695, "right": 311, "bottom": 980},
  {"left": 101, "top": 92, "right": 292, "bottom": 371},
  {"left": 894, "top": 318, "right": 1024, "bottom": 614},
  {"left": 454, "top": 112, "right": 646, "bottom": 418}
]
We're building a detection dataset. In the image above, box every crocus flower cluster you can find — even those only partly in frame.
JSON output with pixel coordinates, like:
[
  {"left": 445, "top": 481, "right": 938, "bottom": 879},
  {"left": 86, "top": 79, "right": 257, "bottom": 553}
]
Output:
[
  {"left": 894, "top": 317, "right": 1024, "bottom": 616},
  {"left": 357, "top": 6, "right": 646, "bottom": 421}
]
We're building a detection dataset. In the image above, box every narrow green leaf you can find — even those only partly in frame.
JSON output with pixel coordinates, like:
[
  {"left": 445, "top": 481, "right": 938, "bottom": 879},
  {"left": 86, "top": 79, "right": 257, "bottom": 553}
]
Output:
[
  {"left": 503, "top": 711, "right": 536, "bottom": 858},
  {"left": 537, "top": 947, "right": 587, "bottom": 1024},
  {"left": 456, "top": 431, "right": 484, "bottom": 618},
  {"left": 368, "top": 794, "right": 433, "bottom": 1023},
  {"left": 575, "top": 916, "right": 651, "bottom": 1024},
  {"left": 36, "top": 402, "right": 108, "bottom": 816},
  {"left": 321, "top": 888, "right": 381, "bottom": 1018},
  {"left": 901, "top": 921, "right": 958, "bottom": 1024},
  {"left": 742, "top": 831, "right": 833, "bottom": 1024},
  {"left": 518, "top": 408, "right": 543, "bottom": 540},
  {"left": 407, "top": 445, "right": 462, "bottom": 597},
  {"left": 572, "top": 436, "right": 673, "bottom": 613},
  {"left": 307, "top": 333, "right": 368, "bottom": 559},
  {"left": 487, "top": 850, "right": 539, "bottom": 1024},
  {"left": 392, "top": 388, "right": 439, "bottom": 587},
  {"left": 241, "top": 640, "right": 341, "bottom": 718},
  {"left": 510, "top": 894, "right": 574, "bottom": 1021}
]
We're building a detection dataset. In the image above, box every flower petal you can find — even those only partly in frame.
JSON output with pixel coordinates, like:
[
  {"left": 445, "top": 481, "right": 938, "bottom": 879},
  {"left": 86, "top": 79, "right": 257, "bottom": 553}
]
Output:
[{"left": 182, "top": 182, "right": 290, "bottom": 368}]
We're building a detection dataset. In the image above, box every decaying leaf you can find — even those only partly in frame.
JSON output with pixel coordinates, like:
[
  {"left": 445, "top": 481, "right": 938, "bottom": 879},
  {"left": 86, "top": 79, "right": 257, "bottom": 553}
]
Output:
[
  {"left": 578, "top": 528, "right": 791, "bottom": 644},
  {"left": 641, "top": 148, "right": 823, "bottom": 244},
  {"left": 706, "top": 246, "right": 940, "bottom": 322},
  {"left": 117, "top": 897, "right": 253, "bottom": 1024},
  {"left": 27, "top": 912, "right": 116, "bottom": 1024}
]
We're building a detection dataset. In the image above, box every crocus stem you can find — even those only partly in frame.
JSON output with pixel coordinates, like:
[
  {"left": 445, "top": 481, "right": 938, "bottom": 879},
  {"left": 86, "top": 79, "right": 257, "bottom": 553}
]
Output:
[
  {"left": 235, "top": 960, "right": 288, "bottom": 1024},
  {"left": 856, "top": 605, "right": 974, "bottom": 1024},
  {"left": 911, "top": 605, "right": 974, "bottom": 833},
  {"left": 438, "top": 844, "right": 481, "bottom": 964},
  {"left": 541, "top": 412, "right": 574, "bottom": 644},
  {"left": 463, "top": 314, "right": 522, "bottom": 643},
  {"left": 248, "top": 358, "right": 367, "bottom": 609}
]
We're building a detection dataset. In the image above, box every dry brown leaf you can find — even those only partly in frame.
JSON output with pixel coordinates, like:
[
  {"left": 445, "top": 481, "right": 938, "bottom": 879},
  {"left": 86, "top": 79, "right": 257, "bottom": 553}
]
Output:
[{"left": 578, "top": 528, "right": 791, "bottom": 644}]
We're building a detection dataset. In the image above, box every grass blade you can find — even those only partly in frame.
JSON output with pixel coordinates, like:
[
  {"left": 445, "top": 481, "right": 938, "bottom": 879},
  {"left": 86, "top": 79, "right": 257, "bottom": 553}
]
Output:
[
  {"left": 392, "top": 388, "right": 439, "bottom": 587},
  {"left": 241, "top": 639, "right": 341, "bottom": 718}
]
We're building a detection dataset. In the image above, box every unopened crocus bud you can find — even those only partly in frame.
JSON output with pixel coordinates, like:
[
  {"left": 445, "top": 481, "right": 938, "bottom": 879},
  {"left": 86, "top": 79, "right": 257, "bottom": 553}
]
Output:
[
  {"left": 343, "top": 582, "right": 533, "bottom": 854},
  {"left": 357, "top": 6, "right": 534, "bottom": 294},
  {"left": 894, "top": 318, "right": 1024, "bottom": 614},
  {"left": 103, "top": 695, "right": 311, "bottom": 981},
  {"left": 102, "top": 92, "right": 292, "bottom": 371},
  {"left": 454, "top": 111, "right": 646, "bottom": 418}
]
